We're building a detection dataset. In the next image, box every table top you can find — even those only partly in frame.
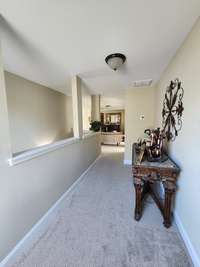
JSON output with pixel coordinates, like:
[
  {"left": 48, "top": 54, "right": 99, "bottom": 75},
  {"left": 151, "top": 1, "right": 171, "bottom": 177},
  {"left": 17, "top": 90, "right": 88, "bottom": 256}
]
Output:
[{"left": 132, "top": 143, "right": 180, "bottom": 171}]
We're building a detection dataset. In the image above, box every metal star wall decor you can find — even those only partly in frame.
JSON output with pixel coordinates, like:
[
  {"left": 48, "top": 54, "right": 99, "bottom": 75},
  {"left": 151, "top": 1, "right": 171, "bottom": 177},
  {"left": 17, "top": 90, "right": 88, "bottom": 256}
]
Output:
[{"left": 162, "top": 78, "right": 184, "bottom": 141}]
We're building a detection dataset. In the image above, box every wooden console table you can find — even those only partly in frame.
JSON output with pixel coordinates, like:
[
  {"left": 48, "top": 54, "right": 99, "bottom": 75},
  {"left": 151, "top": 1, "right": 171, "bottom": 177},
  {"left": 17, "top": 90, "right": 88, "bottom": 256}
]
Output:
[{"left": 132, "top": 143, "right": 180, "bottom": 228}]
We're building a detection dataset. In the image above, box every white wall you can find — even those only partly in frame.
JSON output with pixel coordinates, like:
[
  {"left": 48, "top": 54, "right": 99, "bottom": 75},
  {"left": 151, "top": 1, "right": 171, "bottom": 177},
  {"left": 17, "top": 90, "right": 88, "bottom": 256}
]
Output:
[
  {"left": 5, "top": 72, "right": 73, "bottom": 154},
  {"left": 155, "top": 18, "right": 200, "bottom": 263},
  {"left": 124, "top": 87, "right": 156, "bottom": 162}
]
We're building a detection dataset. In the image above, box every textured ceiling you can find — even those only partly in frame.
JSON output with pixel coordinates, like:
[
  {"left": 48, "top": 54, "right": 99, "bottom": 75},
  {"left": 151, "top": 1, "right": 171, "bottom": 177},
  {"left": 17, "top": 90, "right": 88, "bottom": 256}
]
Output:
[{"left": 0, "top": 0, "right": 200, "bottom": 109}]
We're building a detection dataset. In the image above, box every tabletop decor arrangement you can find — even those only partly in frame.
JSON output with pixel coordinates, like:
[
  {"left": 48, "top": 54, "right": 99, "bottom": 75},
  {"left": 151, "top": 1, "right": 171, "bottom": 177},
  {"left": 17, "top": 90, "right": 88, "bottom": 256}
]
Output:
[{"left": 132, "top": 78, "right": 184, "bottom": 227}]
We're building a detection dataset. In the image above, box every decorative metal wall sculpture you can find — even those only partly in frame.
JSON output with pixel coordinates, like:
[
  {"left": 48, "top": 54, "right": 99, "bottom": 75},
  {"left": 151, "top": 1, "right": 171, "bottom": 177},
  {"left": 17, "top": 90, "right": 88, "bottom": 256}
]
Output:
[{"left": 162, "top": 78, "right": 184, "bottom": 141}]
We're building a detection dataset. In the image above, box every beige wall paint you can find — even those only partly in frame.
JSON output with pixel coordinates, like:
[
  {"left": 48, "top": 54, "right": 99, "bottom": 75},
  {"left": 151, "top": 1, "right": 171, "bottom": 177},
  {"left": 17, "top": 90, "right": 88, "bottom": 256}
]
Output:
[
  {"left": 81, "top": 84, "right": 91, "bottom": 132},
  {"left": 0, "top": 45, "right": 12, "bottom": 163},
  {"left": 91, "top": 95, "right": 100, "bottom": 121},
  {"left": 72, "top": 76, "right": 83, "bottom": 138},
  {"left": 0, "top": 54, "right": 101, "bottom": 260},
  {"left": 155, "top": 18, "right": 200, "bottom": 261},
  {"left": 124, "top": 87, "right": 155, "bottom": 161},
  {"left": 0, "top": 134, "right": 101, "bottom": 261},
  {"left": 5, "top": 72, "right": 73, "bottom": 154},
  {"left": 65, "top": 96, "right": 73, "bottom": 136}
]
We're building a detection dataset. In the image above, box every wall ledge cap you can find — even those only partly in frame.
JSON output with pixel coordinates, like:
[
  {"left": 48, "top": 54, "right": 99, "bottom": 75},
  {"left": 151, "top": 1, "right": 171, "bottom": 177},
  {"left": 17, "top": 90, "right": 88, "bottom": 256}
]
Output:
[
  {"left": 82, "top": 131, "right": 101, "bottom": 139},
  {"left": 8, "top": 137, "right": 80, "bottom": 166}
]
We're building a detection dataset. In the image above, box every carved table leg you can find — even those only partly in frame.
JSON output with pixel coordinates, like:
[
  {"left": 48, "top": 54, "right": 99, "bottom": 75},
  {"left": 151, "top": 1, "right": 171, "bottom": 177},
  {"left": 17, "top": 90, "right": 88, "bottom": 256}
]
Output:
[
  {"left": 134, "top": 178, "right": 144, "bottom": 221},
  {"left": 163, "top": 182, "right": 176, "bottom": 228}
]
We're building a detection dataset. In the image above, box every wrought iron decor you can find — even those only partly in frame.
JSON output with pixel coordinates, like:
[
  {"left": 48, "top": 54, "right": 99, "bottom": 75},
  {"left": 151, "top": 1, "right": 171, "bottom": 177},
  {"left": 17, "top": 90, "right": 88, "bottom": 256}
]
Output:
[{"left": 162, "top": 78, "right": 184, "bottom": 141}]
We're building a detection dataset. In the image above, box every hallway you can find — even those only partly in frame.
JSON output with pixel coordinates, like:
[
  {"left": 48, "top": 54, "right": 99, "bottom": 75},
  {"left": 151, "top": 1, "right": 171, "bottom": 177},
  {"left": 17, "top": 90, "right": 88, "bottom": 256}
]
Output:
[{"left": 6, "top": 146, "right": 191, "bottom": 267}]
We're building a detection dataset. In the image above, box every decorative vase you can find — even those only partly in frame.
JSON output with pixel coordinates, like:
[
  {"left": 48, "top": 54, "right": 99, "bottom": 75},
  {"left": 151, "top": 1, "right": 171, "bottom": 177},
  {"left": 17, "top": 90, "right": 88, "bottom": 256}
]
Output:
[{"left": 144, "top": 128, "right": 167, "bottom": 162}]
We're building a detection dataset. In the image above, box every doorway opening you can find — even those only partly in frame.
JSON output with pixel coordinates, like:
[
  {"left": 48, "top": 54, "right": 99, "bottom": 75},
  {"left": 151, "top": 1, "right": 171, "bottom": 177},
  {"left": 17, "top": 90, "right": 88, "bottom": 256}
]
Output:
[{"left": 100, "top": 110, "right": 125, "bottom": 155}]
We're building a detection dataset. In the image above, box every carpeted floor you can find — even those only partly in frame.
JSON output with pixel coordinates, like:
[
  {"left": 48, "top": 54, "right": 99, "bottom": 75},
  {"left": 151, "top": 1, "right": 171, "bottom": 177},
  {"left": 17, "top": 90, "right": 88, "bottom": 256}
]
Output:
[{"left": 6, "top": 145, "right": 192, "bottom": 267}]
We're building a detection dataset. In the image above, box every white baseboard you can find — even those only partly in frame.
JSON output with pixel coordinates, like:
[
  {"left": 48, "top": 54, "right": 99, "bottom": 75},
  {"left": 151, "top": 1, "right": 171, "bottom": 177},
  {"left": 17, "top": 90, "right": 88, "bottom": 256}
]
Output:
[
  {"left": 174, "top": 211, "right": 200, "bottom": 267},
  {"left": 123, "top": 159, "right": 132, "bottom": 165},
  {"left": 0, "top": 155, "right": 101, "bottom": 267}
]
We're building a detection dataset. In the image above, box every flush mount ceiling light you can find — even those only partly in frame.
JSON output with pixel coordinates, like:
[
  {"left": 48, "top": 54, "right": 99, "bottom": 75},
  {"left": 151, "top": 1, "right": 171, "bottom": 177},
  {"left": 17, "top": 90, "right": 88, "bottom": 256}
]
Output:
[{"left": 105, "top": 53, "right": 126, "bottom": 71}]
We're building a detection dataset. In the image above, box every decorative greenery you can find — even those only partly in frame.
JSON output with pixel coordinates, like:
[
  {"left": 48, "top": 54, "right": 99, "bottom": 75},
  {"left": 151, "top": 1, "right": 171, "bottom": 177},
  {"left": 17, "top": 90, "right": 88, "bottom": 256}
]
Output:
[{"left": 90, "top": 121, "right": 101, "bottom": 132}]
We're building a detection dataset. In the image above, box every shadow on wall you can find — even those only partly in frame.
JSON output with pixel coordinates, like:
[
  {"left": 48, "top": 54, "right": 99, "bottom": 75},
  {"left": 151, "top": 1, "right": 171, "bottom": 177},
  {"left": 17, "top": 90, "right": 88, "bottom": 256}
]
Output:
[
  {"left": 0, "top": 14, "right": 67, "bottom": 87},
  {"left": 13, "top": 131, "right": 74, "bottom": 157}
]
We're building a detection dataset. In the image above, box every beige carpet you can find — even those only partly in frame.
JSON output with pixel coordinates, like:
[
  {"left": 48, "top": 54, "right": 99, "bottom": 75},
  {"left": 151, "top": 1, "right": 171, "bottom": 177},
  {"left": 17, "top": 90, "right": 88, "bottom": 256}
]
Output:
[{"left": 6, "top": 145, "right": 192, "bottom": 267}]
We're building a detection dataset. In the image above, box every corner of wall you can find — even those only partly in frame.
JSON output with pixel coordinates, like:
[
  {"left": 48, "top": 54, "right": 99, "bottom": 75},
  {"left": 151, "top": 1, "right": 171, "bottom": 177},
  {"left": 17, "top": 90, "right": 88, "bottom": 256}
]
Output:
[{"left": 0, "top": 42, "right": 12, "bottom": 160}]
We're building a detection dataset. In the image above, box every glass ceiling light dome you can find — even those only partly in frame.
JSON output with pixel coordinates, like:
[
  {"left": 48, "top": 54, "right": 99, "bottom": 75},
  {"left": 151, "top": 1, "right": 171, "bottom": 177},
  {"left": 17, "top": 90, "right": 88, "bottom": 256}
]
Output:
[{"left": 105, "top": 53, "right": 126, "bottom": 71}]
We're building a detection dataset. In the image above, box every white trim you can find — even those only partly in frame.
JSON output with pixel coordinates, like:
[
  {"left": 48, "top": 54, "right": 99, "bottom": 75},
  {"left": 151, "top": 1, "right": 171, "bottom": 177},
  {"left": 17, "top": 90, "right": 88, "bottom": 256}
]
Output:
[
  {"left": 8, "top": 137, "right": 79, "bottom": 166},
  {"left": 8, "top": 133, "right": 101, "bottom": 166},
  {"left": 0, "top": 154, "right": 101, "bottom": 267},
  {"left": 174, "top": 211, "right": 200, "bottom": 267},
  {"left": 123, "top": 159, "right": 132, "bottom": 165},
  {"left": 82, "top": 131, "right": 101, "bottom": 139}
]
